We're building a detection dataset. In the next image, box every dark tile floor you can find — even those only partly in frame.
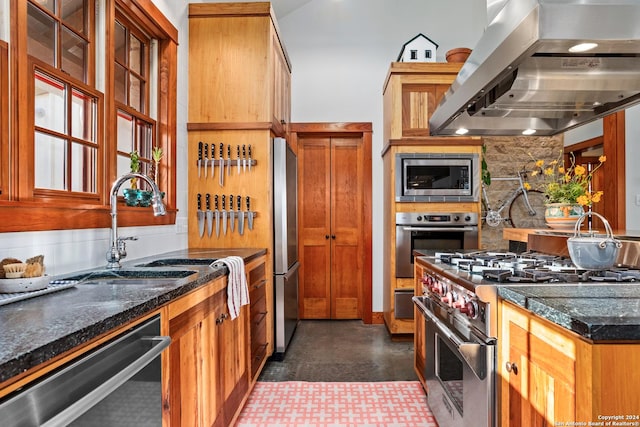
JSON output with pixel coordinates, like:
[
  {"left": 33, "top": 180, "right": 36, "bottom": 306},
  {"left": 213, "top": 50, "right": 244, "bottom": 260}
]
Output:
[{"left": 258, "top": 320, "right": 417, "bottom": 382}]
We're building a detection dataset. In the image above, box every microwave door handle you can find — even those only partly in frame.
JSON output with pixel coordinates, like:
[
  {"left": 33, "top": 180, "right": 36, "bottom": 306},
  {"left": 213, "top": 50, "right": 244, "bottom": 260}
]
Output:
[{"left": 402, "top": 226, "right": 476, "bottom": 232}]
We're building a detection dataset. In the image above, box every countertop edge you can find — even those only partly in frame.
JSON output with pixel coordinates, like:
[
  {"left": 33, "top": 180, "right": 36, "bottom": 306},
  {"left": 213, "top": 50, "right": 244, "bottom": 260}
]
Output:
[{"left": 0, "top": 248, "right": 265, "bottom": 386}]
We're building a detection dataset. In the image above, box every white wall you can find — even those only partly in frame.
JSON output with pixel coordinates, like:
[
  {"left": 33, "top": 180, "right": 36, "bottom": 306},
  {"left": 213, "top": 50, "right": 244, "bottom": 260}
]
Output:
[{"left": 276, "top": 0, "right": 487, "bottom": 311}]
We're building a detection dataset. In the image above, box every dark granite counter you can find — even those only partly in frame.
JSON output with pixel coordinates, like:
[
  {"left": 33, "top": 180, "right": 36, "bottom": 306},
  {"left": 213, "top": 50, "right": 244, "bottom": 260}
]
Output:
[
  {"left": 0, "top": 248, "right": 265, "bottom": 385},
  {"left": 498, "top": 284, "right": 640, "bottom": 341},
  {"left": 414, "top": 250, "right": 640, "bottom": 341}
]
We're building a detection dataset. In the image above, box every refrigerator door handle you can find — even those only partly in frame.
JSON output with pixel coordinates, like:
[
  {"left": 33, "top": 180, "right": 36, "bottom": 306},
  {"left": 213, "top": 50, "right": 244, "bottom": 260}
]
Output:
[{"left": 283, "top": 261, "right": 300, "bottom": 280}]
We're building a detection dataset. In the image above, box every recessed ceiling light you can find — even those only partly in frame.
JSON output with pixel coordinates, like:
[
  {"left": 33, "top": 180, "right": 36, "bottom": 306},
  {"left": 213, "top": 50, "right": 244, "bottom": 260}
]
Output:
[
  {"left": 569, "top": 43, "right": 598, "bottom": 53},
  {"left": 455, "top": 128, "right": 469, "bottom": 135},
  {"left": 522, "top": 129, "right": 536, "bottom": 135}
]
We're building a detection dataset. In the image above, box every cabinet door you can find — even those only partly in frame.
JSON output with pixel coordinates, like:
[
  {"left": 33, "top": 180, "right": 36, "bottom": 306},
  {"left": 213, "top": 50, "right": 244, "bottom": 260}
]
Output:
[
  {"left": 218, "top": 307, "right": 249, "bottom": 427},
  {"left": 330, "top": 138, "right": 364, "bottom": 319},
  {"left": 167, "top": 284, "right": 226, "bottom": 427},
  {"left": 401, "top": 83, "right": 451, "bottom": 137},
  {"left": 413, "top": 266, "right": 426, "bottom": 385},
  {"left": 298, "top": 134, "right": 367, "bottom": 319},
  {"left": 247, "top": 258, "right": 268, "bottom": 379},
  {"left": 272, "top": 34, "right": 290, "bottom": 134},
  {"left": 501, "top": 302, "right": 577, "bottom": 427},
  {"left": 299, "top": 137, "right": 332, "bottom": 318}
]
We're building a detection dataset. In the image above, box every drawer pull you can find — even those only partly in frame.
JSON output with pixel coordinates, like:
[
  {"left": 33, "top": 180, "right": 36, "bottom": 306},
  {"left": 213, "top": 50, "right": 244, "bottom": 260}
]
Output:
[
  {"left": 505, "top": 361, "right": 518, "bottom": 375},
  {"left": 253, "top": 279, "right": 266, "bottom": 290}
]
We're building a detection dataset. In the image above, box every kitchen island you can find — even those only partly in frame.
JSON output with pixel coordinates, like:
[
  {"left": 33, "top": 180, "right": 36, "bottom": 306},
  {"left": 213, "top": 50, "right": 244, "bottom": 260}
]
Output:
[{"left": 0, "top": 247, "right": 267, "bottom": 426}]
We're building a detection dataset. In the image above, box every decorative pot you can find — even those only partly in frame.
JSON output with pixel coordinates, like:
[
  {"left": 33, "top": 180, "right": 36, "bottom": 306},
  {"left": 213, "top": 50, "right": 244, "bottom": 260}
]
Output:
[
  {"left": 123, "top": 188, "right": 140, "bottom": 206},
  {"left": 544, "top": 203, "right": 584, "bottom": 230},
  {"left": 445, "top": 47, "right": 472, "bottom": 63}
]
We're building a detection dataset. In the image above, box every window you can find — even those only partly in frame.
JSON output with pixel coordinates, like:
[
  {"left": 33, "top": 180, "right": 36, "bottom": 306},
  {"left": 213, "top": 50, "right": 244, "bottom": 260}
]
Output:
[
  {"left": 425, "top": 50, "right": 432, "bottom": 59},
  {"left": 410, "top": 50, "right": 418, "bottom": 60},
  {"left": 113, "top": 13, "right": 155, "bottom": 192},
  {"left": 2, "top": 0, "right": 178, "bottom": 232}
]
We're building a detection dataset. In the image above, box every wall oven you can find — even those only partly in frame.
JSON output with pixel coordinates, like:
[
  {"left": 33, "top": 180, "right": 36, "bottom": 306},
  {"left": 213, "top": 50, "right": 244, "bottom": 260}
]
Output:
[
  {"left": 395, "top": 212, "right": 478, "bottom": 278},
  {"left": 395, "top": 153, "right": 479, "bottom": 202},
  {"left": 0, "top": 315, "right": 169, "bottom": 427}
]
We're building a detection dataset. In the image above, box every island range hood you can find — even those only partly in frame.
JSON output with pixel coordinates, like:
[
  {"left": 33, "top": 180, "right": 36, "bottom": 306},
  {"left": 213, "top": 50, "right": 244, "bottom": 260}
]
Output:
[{"left": 429, "top": 0, "right": 640, "bottom": 136}]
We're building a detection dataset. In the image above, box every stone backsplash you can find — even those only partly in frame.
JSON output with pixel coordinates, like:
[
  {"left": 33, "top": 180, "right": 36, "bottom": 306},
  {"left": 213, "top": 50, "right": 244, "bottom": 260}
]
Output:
[{"left": 480, "top": 135, "right": 563, "bottom": 250}]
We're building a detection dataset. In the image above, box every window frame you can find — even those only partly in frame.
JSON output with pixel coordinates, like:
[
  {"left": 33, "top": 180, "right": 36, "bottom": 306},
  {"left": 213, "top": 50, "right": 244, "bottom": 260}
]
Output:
[
  {"left": 1, "top": 0, "right": 178, "bottom": 232},
  {"left": 0, "top": 41, "right": 8, "bottom": 201}
]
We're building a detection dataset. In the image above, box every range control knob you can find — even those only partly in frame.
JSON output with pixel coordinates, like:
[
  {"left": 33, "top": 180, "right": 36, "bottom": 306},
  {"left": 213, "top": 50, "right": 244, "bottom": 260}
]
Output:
[
  {"left": 441, "top": 291, "right": 454, "bottom": 305},
  {"left": 416, "top": 215, "right": 423, "bottom": 221},
  {"left": 465, "top": 215, "right": 472, "bottom": 222},
  {"left": 453, "top": 215, "right": 460, "bottom": 222},
  {"left": 459, "top": 300, "right": 479, "bottom": 319}
]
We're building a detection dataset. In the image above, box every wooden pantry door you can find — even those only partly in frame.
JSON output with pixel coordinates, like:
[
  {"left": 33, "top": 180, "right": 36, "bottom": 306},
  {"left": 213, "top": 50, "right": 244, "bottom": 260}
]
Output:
[{"left": 293, "top": 123, "right": 372, "bottom": 322}]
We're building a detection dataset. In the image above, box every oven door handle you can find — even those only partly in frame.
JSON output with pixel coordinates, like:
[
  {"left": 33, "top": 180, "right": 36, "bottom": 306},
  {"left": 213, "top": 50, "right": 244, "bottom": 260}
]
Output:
[
  {"left": 413, "top": 297, "right": 489, "bottom": 380},
  {"left": 401, "top": 226, "right": 477, "bottom": 232}
]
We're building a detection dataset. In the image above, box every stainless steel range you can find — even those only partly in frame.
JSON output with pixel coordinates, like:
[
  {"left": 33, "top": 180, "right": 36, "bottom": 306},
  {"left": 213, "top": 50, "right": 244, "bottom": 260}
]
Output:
[{"left": 413, "top": 250, "right": 640, "bottom": 427}]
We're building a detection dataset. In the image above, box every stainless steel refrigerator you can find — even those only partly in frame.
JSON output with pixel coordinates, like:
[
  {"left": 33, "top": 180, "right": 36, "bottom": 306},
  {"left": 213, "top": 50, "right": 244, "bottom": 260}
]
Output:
[{"left": 272, "top": 137, "right": 299, "bottom": 359}]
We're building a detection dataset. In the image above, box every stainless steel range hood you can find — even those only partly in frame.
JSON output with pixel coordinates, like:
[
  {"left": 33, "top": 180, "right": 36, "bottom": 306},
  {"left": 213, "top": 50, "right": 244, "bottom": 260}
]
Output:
[{"left": 429, "top": 0, "right": 640, "bottom": 136}]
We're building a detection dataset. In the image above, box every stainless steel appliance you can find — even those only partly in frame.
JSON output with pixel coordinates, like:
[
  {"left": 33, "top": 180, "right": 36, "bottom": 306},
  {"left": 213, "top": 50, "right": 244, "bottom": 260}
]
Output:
[
  {"left": 395, "top": 153, "right": 479, "bottom": 202},
  {"left": 0, "top": 315, "right": 169, "bottom": 427},
  {"left": 395, "top": 212, "right": 478, "bottom": 278},
  {"left": 412, "top": 249, "right": 640, "bottom": 427},
  {"left": 272, "top": 137, "right": 299, "bottom": 359},
  {"left": 429, "top": 0, "right": 640, "bottom": 136}
]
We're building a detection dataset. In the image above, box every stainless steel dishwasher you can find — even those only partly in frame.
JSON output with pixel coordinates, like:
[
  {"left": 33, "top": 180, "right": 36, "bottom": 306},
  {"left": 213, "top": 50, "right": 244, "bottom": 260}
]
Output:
[{"left": 0, "top": 314, "right": 170, "bottom": 427}]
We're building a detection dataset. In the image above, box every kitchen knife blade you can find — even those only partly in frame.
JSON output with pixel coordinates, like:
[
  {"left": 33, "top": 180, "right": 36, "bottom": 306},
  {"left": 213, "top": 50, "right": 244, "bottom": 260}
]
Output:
[
  {"left": 203, "top": 143, "right": 209, "bottom": 178},
  {"left": 242, "top": 144, "right": 247, "bottom": 172},
  {"left": 229, "top": 194, "right": 235, "bottom": 232},
  {"left": 197, "top": 141, "right": 203, "bottom": 178},
  {"left": 227, "top": 144, "right": 231, "bottom": 175},
  {"left": 210, "top": 143, "right": 215, "bottom": 179},
  {"left": 237, "top": 194, "right": 244, "bottom": 235},
  {"left": 248, "top": 145, "right": 252, "bottom": 172},
  {"left": 246, "top": 196, "right": 254, "bottom": 230},
  {"left": 236, "top": 145, "right": 241, "bottom": 175},
  {"left": 197, "top": 193, "right": 205, "bottom": 237},
  {"left": 222, "top": 195, "right": 228, "bottom": 235},
  {"left": 214, "top": 194, "right": 220, "bottom": 238},
  {"left": 219, "top": 143, "right": 225, "bottom": 187},
  {"left": 205, "top": 193, "right": 213, "bottom": 237}
]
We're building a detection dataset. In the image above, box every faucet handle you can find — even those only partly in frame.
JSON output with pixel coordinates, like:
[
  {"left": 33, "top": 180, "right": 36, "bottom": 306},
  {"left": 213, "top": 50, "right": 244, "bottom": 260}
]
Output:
[{"left": 119, "top": 236, "right": 138, "bottom": 242}]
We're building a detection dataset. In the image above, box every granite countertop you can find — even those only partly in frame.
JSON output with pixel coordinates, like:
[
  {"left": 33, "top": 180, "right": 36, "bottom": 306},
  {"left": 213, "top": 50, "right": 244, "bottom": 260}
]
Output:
[
  {"left": 413, "top": 250, "right": 640, "bottom": 342},
  {"left": 499, "top": 284, "right": 640, "bottom": 341},
  {"left": 0, "top": 248, "right": 265, "bottom": 385}
]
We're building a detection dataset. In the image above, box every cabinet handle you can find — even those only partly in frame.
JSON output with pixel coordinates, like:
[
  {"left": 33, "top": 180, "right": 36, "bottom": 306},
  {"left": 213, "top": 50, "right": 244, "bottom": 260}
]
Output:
[
  {"left": 505, "top": 361, "right": 518, "bottom": 375},
  {"left": 254, "top": 311, "right": 268, "bottom": 325},
  {"left": 253, "top": 279, "right": 267, "bottom": 290},
  {"left": 325, "top": 235, "right": 330, "bottom": 239},
  {"left": 331, "top": 234, "right": 336, "bottom": 239},
  {"left": 216, "top": 313, "right": 228, "bottom": 325}
]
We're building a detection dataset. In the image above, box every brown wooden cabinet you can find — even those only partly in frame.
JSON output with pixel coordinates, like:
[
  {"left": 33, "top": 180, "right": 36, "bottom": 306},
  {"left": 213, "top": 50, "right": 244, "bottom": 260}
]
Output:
[
  {"left": 413, "top": 263, "right": 426, "bottom": 387},
  {"left": 382, "top": 62, "right": 483, "bottom": 335},
  {"left": 499, "top": 300, "right": 640, "bottom": 426},
  {"left": 246, "top": 255, "right": 268, "bottom": 380},
  {"left": 187, "top": 2, "right": 292, "bottom": 362},
  {"left": 294, "top": 124, "right": 372, "bottom": 320},
  {"left": 165, "top": 275, "right": 248, "bottom": 427}
]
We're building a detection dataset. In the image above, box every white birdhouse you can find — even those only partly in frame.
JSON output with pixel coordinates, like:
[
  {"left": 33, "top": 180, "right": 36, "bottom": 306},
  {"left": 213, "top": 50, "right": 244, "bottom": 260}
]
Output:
[{"left": 397, "top": 33, "right": 438, "bottom": 63}]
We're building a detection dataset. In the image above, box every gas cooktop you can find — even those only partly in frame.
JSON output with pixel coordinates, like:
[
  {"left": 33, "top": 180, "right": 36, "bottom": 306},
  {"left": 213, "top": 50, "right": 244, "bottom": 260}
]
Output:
[{"left": 433, "top": 251, "right": 640, "bottom": 284}]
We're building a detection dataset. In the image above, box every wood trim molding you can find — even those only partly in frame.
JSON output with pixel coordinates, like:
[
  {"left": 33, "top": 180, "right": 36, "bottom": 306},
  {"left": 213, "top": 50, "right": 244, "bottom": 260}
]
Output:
[
  {"left": 602, "top": 111, "right": 626, "bottom": 229},
  {"left": 381, "top": 137, "right": 483, "bottom": 157},
  {"left": 187, "top": 122, "right": 273, "bottom": 131},
  {"left": 0, "top": 41, "right": 7, "bottom": 200}
]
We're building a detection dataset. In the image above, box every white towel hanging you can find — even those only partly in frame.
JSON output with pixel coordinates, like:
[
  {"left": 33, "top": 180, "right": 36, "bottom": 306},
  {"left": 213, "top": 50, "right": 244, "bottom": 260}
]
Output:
[{"left": 211, "top": 256, "right": 249, "bottom": 319}]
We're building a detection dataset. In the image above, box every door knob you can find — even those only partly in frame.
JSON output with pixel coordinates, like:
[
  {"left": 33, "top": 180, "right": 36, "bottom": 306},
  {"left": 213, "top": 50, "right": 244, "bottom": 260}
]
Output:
[{"left": 505, "top": 361, "right": 518, "bottom": 375}]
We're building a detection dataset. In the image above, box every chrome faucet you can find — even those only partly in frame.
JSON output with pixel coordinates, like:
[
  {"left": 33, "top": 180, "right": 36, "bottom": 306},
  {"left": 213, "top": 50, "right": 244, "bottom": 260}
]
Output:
[{"left": 107, "top": 173, "right": 166, "bottom": 268}]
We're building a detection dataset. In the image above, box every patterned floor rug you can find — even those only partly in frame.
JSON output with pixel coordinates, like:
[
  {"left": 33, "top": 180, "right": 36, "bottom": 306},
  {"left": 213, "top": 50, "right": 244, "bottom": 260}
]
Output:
[{"left": 235, "top": 381, "right": 439, "bottom": 427}]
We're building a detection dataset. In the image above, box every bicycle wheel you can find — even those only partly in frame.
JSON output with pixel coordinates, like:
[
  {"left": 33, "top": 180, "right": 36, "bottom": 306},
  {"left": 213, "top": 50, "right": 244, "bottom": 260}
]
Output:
[{"left": 507, "top": 190, "right": 547, "bottom": 228}]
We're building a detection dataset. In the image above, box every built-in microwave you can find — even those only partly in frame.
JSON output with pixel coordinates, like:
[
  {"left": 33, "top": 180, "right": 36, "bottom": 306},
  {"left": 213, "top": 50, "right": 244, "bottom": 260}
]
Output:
[{"left": 395, "top": 153, "right": 479, "bottom": 202}]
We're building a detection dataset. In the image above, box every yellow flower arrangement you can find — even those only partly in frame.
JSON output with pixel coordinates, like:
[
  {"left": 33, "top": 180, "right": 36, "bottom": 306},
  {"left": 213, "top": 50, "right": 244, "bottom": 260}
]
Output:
[{"left": 525, "top": 152, "right": 606, "bottom": 207}]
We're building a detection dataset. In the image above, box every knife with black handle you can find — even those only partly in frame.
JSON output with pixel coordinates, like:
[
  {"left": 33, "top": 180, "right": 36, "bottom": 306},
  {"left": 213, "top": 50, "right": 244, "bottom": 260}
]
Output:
[
  {"left": 238, "top": 195, "right": 244, "bottom": 235},
  {"left": 203, "top": 143, "right": 209, "bottom": 178},
  {"left": 197, "top": 141, "right": 203, "bottom": 178},
  {"left": 222, "top": 195, "right": 228, "bottom": 235},
  {"left": 229, "top": 194, "right": 235, "bottom": 233},
  {"left": 214, "top": 194, "right": 220, "bottom": 238},
  {"left": 197, "top": 193, "right": 205, "bottom": 237},
  {"left": 246, "top": 196, "right": 255, "bottom": 230},
  {"left": 219, "top": 143, "right": 225, "bottom": 186}
]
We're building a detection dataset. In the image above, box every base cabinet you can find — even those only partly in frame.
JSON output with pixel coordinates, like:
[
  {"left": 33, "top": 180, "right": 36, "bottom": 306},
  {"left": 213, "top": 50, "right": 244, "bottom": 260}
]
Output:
[
  {"left": 413, "top": 263, "right": 426, "bottom": 387},
  {"left": 246, "top": 256, "right": 268, "bottom": 380},
  {"left": 165, "top": 276, "right": 248, "bottom": 427},
  {"left": 499, "top": 301, "right": 640, "bottom": 427}
]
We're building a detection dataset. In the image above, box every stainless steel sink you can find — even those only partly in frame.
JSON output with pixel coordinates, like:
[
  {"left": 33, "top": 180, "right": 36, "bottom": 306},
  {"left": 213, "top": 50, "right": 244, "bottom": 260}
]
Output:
[
  {"left": 135, "top": 258, "right": 217, "bottom": 267},
  {"left": 53, "top": 269, "right": 199, "bottom": 286}
]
